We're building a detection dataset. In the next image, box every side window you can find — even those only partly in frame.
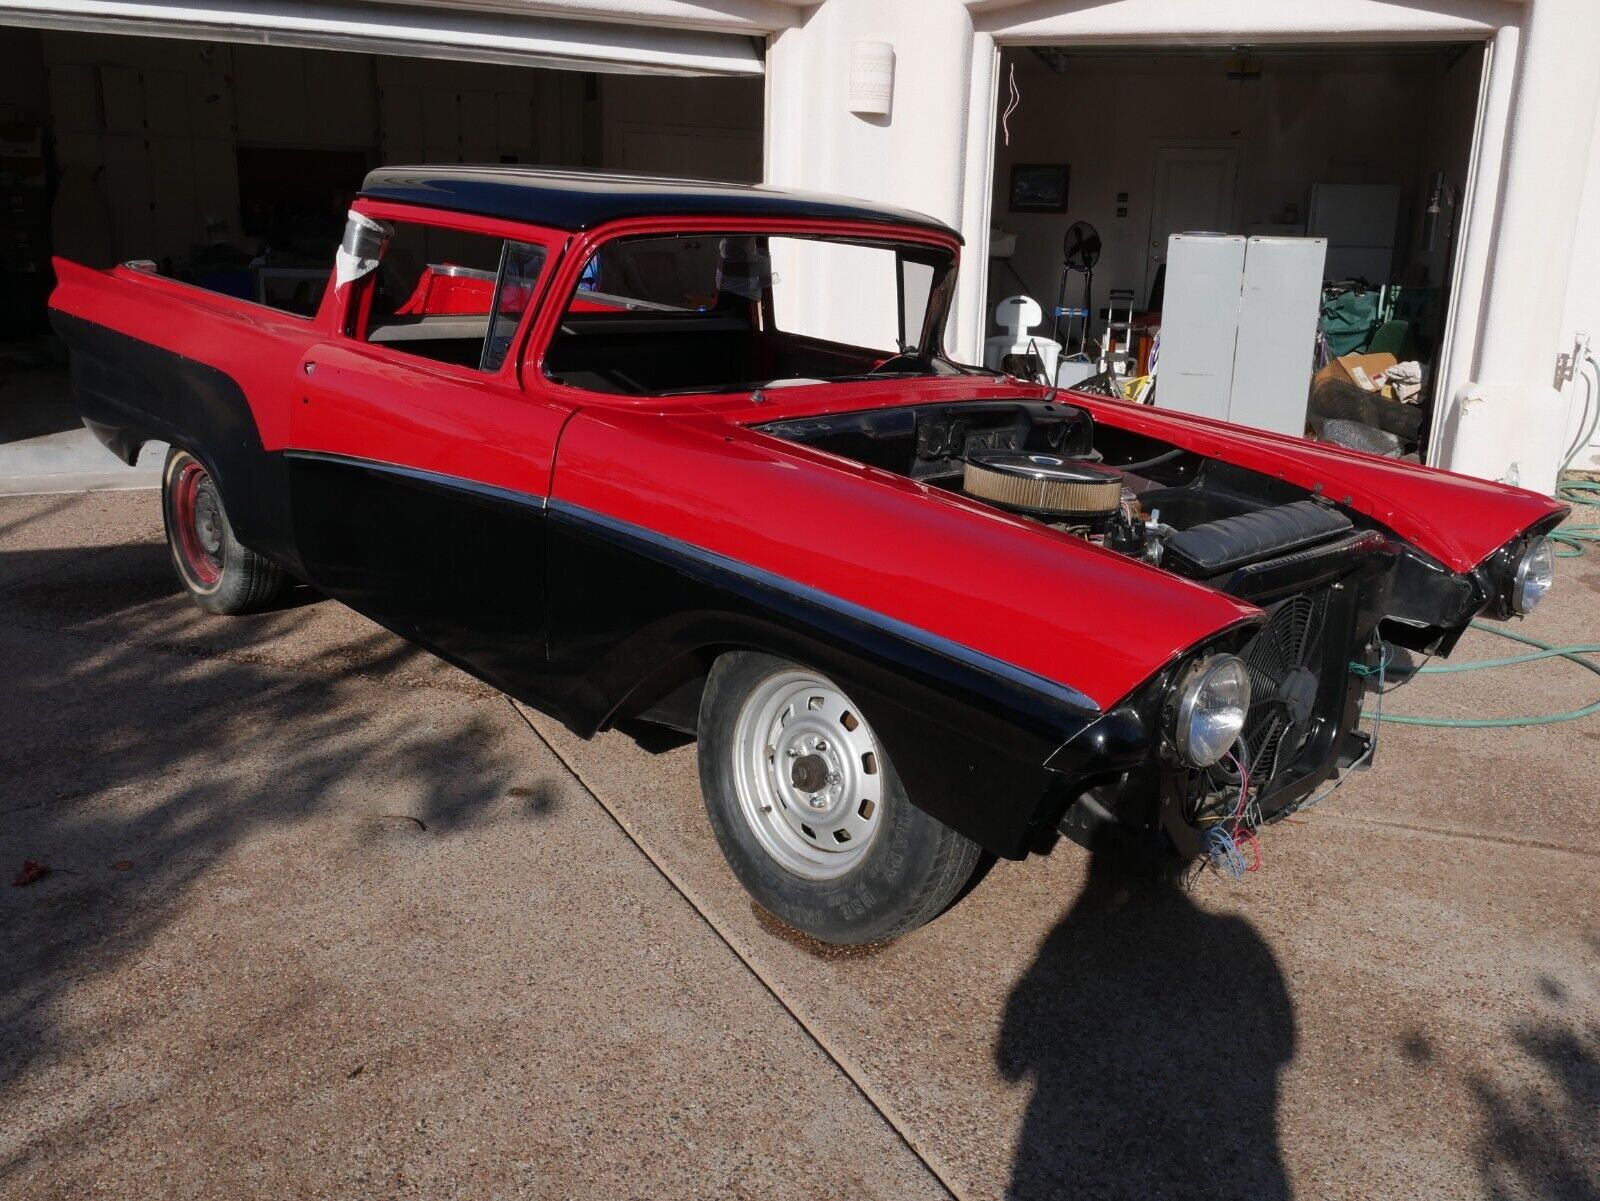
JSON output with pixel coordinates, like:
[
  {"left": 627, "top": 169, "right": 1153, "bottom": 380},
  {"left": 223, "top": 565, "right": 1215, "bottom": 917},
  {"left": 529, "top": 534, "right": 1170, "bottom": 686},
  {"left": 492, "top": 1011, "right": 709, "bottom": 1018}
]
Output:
[
  {"left": 572, "top": 236, "right": 721, "bottom": 311},
  {"left": 343, "top": 214, "right": 546, "bottom": 372},
  {"left": 484, "top": 241, "right": 548, "bottom": 371},
  {"left": 899, "top": 256, "right": 936, "bottom": 353}
]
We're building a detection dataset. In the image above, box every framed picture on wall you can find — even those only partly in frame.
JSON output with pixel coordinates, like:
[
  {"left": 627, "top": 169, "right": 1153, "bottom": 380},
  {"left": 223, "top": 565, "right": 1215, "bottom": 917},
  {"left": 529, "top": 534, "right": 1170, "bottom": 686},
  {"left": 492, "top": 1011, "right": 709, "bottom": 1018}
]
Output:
[{"left": 1010, "top": 163, "right": 1070, "bottom": 212}]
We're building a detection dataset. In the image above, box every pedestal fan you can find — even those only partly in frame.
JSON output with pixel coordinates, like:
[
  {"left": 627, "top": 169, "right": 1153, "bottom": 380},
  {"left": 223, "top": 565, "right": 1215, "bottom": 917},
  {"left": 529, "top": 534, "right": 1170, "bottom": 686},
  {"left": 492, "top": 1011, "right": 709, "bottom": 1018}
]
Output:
[{"left": 1051, "top": 220, "right": 1101, "bottom": 355}]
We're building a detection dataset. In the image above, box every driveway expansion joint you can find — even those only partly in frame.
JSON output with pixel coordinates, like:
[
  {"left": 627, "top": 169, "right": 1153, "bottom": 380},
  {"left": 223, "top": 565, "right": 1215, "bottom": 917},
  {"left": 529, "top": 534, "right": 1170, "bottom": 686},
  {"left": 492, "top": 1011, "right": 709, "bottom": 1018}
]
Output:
[
  {"left": 505, "top": 695, "right": 965, "bottom": 1201},
  {"left": 1315, "top": 809, "right": 1599, "bottom": 858}
]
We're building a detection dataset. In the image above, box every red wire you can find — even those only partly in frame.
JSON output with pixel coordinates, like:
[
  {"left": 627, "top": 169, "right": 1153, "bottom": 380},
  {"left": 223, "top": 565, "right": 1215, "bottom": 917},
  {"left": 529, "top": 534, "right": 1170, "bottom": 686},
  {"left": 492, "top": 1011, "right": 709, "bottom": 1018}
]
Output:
[{"left": 1227, "top": 750, "right": 1264, "bottom": 872}]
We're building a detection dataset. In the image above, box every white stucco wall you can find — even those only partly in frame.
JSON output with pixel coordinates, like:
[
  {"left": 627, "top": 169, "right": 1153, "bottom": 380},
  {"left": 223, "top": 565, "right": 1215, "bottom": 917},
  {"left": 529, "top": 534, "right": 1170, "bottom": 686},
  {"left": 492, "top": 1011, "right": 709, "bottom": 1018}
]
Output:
[
  {"left": 766, "top": 0, "right": 989, "bottom": 356},
  {"left": 1558, "top": 91, "right": 1600, "bottom": 473}
]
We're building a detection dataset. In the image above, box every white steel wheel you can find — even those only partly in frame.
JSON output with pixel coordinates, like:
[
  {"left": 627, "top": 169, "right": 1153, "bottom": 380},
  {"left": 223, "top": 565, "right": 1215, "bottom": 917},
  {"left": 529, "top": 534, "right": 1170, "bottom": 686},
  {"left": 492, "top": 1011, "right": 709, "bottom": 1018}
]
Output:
[
  {"left": 729, "top": 670, "right": 885, "bottom": 880},
  {"left": 698, "top": 651, "right": 983, "bottom": 945}
]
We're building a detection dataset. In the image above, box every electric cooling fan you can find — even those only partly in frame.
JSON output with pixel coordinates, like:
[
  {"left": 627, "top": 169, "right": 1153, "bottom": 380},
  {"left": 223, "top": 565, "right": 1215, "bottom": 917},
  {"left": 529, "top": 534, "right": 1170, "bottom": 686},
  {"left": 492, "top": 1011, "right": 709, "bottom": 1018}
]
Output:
[{"left": 1238, "top": 592, "right": 1331, "bottom": 785}]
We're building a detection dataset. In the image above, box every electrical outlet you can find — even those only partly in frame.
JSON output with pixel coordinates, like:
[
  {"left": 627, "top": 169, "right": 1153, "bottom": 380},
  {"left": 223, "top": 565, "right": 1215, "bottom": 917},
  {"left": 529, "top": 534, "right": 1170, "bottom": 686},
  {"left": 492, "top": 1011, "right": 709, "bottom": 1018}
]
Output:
[{"left": 1556, "top": 332, "right": 1592, "bottom": 387}]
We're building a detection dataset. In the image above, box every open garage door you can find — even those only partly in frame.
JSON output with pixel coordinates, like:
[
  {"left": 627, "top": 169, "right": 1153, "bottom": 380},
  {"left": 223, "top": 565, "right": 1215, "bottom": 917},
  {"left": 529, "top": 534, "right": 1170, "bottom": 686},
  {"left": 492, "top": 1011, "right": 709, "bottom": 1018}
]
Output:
[
  {"left": 0, "top": 21, "right": 763, "bottom": 489},
  {"left": 0, "top": 0, "right": 764, "bottom": 76},
  {"left": 984, "top": 42, "right": 1486, "bottom": 467}
]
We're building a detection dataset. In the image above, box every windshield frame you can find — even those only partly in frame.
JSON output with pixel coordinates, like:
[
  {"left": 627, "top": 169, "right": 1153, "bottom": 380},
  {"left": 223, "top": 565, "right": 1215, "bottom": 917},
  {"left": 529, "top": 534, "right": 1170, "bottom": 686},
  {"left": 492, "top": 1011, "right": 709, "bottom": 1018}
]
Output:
[{"left": 527, "top": 215, "right": 962, "bottom": 405}]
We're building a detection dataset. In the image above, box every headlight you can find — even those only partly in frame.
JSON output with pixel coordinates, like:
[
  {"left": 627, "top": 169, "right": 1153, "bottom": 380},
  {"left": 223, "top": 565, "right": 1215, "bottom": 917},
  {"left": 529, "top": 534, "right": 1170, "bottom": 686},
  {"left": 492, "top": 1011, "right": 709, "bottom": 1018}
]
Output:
[
  {"left": 1511, "top": 537, "right": 1555, "bottom": 615},
  {"left": 1171, "top": 655, "right": 1252, "bottom": 767}
]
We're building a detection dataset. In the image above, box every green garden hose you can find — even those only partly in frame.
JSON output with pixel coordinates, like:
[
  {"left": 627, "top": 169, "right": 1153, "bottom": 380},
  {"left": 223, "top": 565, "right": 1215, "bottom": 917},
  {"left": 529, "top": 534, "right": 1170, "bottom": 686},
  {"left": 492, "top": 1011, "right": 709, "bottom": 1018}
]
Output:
[
  {"left": 1371, "top": 350, "right": 1600, "bottom": 727},
  {"left": 1552, "top": 478, "right": 1600, "bottom": 558},
  {"left": 1369, "top": 622, "right": 1600, "bottom": 728}
]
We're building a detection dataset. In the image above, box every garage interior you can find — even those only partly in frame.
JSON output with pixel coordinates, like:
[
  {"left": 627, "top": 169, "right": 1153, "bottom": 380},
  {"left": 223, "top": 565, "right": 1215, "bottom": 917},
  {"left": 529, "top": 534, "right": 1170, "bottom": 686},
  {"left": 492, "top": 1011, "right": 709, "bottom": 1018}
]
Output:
[
  {"left": 0, "top": 25, "right": 762, "bottom": 486},
  {"left": 986, "top": 43, "right": 1484, "bottom": 461},
  {"left": 2, "top": 27, "right": 763, "bottom": 324}
]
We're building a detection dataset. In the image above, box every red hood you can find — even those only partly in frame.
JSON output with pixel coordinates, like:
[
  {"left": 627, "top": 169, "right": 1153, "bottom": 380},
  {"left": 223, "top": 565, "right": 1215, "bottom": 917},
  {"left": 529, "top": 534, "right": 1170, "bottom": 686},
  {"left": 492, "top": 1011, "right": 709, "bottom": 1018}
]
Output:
[
  {"left": 553, "top": 406, "right": 1261, "bottom": 713},
  {"left": 705, "top": 377, "right": 1566, "bottom": 573},
  {"left": 1067, "top": 392, "right": 1566, "bottom": 572}
]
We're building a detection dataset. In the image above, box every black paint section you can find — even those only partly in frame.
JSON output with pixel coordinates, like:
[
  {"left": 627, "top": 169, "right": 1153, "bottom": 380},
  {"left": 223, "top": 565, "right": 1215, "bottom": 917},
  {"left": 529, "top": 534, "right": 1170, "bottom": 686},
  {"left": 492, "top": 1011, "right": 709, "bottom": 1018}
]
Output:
[
  {"left": 360, "top": 166, "right": 961, "bottom": 241},
  {"left": 540, "top": 502, "right": 1140, "bottom": 859},
  {"left": 47, "top": 311, "right": 301, "bottom": 573},
  {"left": 285, "top": 452, "right": 551, "bottom": 707}
]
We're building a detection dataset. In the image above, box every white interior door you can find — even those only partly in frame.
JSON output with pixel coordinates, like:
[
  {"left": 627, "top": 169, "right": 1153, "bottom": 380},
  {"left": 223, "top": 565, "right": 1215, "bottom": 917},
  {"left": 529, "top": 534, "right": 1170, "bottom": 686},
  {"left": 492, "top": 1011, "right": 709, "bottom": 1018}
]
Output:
[{"left": 1145, "top": 146, "right": 1239, "bottom": 303}]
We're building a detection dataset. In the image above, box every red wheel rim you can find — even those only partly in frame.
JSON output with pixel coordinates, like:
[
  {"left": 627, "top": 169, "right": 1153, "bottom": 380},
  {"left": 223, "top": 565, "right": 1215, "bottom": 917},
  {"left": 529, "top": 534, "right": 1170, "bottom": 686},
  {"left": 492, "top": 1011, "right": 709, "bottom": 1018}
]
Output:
[{"left": 172, "top": 461, "right": 224, "bottom": 587}]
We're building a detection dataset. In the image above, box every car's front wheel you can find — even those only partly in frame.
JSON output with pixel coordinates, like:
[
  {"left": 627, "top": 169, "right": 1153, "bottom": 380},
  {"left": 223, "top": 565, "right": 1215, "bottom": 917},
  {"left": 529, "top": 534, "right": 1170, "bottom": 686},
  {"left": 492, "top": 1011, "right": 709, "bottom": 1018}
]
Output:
[
  {"left": 161, "top": 447, "right": 286, "bottom": 614},
  {"left": 697, "top": 651, "right": 981, "bottom": 945}
]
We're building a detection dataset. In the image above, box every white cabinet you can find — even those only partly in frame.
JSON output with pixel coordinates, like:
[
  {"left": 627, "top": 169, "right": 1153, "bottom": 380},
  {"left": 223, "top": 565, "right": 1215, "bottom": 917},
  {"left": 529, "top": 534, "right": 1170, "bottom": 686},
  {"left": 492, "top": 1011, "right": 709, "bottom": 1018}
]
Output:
[{"left": 1157, "top": 233, "right": 1328, "bottom": 437}]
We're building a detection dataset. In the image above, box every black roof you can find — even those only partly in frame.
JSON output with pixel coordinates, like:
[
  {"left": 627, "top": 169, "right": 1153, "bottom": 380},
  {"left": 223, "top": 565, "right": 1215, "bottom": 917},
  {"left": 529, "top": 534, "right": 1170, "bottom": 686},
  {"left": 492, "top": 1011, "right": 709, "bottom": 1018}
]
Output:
[{"left": 359, "top": 166, "right": 961, "bottom": 242}]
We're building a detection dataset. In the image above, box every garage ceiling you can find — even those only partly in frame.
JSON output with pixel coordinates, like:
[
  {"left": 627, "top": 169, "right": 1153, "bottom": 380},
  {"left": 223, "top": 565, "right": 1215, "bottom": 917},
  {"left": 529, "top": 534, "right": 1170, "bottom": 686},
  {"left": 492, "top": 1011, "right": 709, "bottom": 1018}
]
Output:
[{"left": 0, "top": 0, "right": 765, "bottom": 76}]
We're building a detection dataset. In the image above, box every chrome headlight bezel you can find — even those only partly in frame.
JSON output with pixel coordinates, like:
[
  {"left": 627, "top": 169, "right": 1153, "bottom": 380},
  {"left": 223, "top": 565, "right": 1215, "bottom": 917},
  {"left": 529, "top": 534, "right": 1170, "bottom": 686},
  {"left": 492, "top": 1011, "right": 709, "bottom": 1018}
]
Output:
[
  {"left": 1170, "top": 654, "right": 1252, "bottom": 768},
  {"left": 1510, "top": 537, "right": 1555, "bottom": 616}
]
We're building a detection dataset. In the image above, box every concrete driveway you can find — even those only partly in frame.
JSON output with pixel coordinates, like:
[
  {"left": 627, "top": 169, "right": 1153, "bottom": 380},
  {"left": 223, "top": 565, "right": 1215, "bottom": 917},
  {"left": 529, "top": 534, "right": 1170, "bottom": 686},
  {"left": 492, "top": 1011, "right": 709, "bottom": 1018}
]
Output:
[{"left": 1, "top": 488, "right": 1596, "bottom": 1200}]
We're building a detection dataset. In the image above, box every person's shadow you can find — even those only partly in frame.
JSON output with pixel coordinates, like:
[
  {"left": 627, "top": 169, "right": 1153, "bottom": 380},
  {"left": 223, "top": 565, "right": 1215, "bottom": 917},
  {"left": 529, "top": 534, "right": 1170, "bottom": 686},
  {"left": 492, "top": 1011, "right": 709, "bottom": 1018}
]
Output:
[{"left": 997, "top": 843, "right": 1297, "bottom": 1200}]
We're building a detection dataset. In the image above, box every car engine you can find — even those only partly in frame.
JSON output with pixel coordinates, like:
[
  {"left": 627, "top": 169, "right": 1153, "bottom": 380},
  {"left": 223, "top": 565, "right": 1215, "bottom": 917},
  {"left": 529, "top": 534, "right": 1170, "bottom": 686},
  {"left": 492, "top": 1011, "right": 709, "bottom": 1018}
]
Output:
[{"left": 758, "top": 398, "right": 1374, "bottom": 598}]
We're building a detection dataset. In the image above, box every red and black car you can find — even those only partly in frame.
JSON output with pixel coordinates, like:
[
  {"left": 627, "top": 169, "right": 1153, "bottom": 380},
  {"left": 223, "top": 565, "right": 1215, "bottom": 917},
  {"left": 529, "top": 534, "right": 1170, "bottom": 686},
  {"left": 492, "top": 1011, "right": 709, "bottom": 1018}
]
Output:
[{"left": 48, "top": 167, "right": 1565, "bottom": 944}]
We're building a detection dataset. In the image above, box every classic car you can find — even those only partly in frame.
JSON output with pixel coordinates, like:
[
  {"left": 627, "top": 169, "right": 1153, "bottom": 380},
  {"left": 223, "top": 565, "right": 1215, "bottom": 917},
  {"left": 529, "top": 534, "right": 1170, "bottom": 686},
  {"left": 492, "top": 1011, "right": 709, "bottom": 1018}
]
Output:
[{"left": 48, "top": 167, "right": 1566, "bottom": 944}]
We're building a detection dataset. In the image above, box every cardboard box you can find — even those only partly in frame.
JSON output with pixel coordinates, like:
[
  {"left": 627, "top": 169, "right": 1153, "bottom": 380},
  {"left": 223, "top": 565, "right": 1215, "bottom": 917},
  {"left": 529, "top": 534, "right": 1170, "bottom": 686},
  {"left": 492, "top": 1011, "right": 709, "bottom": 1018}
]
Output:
[{"left": 1319, "top": 351, "right": 1399, "bottom": 400}]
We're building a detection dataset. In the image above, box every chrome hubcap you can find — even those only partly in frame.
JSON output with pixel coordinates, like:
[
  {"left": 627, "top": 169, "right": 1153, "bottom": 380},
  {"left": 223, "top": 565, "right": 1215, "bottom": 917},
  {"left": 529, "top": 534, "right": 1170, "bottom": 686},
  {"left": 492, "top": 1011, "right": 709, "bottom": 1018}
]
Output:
[{"left": 730, "top": 670, "right": 884, "bottom": 879}]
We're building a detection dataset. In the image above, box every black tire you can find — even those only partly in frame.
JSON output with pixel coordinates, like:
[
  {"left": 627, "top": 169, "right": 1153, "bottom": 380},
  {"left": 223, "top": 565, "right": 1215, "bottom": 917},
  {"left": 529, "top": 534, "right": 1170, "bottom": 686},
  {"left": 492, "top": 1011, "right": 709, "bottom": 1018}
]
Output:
[
  {"left": 160, "top": 447, "right": 286, "bottom": 615},
  {"left": 697, "top": 651, "right": 982, "bottom": 945}
]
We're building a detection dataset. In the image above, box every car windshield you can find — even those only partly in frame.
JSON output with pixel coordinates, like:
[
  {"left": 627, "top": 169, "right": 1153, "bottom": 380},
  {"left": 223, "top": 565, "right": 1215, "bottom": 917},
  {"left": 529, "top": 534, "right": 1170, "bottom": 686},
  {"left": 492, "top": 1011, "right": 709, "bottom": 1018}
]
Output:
[{"left": 544, "top": 232, "right": 957, "bottom": 397}]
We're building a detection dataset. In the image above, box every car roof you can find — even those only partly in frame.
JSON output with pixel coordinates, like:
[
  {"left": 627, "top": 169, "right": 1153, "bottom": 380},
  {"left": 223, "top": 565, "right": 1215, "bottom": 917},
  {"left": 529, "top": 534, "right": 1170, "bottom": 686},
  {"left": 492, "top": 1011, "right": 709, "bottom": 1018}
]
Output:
[{"left": 359, "top": 165, "right": 961, "bottom": 243}]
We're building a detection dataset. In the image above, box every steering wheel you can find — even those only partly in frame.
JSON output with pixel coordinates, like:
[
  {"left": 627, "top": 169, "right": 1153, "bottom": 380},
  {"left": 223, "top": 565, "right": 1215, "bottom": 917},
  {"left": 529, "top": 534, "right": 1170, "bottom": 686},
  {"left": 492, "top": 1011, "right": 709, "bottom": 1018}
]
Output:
[{"left": 868, "top": 353, "right": 924, "bottom": 376}]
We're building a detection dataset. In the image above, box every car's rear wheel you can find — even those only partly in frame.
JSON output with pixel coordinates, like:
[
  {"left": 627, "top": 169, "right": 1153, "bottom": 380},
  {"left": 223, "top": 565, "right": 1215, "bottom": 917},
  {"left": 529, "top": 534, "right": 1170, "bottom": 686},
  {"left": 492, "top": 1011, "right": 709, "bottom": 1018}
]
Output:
[
  {"left": 162, "top": 447, "right": 285, "bottom": 614},
  {"left": 698, "top": 651, "right": 981, "bottom": 945}
]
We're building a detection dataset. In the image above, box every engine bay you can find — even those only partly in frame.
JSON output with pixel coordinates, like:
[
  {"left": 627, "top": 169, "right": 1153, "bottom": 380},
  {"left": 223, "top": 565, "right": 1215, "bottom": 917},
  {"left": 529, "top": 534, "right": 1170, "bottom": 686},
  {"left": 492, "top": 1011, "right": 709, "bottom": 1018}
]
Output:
[{"left": 758, "top": 398, "right": 1378, "bottom": 602}]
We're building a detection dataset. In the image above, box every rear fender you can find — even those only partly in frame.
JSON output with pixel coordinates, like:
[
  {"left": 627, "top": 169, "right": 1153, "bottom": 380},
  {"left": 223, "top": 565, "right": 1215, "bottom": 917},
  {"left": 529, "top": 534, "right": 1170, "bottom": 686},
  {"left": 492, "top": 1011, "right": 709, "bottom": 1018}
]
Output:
[{"left": 48, "top": 308, "right": 299, "bottom": 571}]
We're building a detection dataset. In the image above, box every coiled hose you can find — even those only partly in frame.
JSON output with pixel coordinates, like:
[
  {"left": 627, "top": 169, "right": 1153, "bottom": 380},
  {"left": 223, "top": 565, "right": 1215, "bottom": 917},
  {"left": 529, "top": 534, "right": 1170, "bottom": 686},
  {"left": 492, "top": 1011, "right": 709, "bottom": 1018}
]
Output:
[
  {"left": 1370, "top": 351, "right": 1600, "bottom": 728},
  {"left": 1372, "top": 623, "right": 1600, "bottom": 727}
]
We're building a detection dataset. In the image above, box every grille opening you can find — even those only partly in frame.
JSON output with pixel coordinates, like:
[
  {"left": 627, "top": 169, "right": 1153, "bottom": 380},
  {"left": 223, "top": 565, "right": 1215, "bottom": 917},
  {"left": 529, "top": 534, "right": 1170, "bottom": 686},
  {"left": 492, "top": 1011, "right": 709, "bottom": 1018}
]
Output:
[{"left": 1239, "top": 591, "right": 1331, "bottom": 788}]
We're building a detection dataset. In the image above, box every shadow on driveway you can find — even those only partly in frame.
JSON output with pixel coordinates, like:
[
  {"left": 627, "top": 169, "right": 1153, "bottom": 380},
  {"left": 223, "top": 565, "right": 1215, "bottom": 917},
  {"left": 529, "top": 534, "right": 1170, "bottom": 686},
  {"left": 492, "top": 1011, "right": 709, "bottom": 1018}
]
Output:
[
  {"left": 1464, "top": 958, "right": 1600, "bottom": 1201},
  {"left": 998, "top": 848, "right": 1296, "bottom": 1201},
  {"left": 0, "top": 540, "right": 555, "bottom": 1172}
]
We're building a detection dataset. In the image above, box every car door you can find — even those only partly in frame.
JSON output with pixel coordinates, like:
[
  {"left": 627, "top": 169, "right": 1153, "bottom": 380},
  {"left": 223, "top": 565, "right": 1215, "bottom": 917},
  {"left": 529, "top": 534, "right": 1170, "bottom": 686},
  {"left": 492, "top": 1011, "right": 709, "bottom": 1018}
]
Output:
[{"left": 286, "top": 203, "right": 572, "bottom": 703}]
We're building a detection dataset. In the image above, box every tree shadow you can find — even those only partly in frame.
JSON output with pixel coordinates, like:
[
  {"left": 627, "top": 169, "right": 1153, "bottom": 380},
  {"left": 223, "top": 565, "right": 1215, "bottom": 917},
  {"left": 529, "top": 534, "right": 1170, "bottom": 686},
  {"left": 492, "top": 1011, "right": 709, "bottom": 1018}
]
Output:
[
  {"left": 0, "top": 536, "right": 559, "bottom": 1170},
  {"left": 1466, "top": 960, "right": 1600, "bottom": 1201},
  {"left": 997, "top": 844, "right": 1297, "bottom": 1200}
]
